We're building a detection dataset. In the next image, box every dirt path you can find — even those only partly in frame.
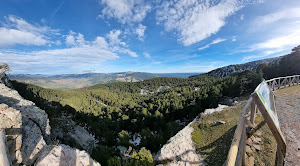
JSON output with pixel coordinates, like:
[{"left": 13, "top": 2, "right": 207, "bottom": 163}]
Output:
[{"left": 275, "top": 85, "right": 300, "bottom": 166}]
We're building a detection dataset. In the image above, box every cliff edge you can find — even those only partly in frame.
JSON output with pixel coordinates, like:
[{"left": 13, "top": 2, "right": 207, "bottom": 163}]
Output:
[{"left": 0, "top": 73, "right": 100, "bottom": 165}]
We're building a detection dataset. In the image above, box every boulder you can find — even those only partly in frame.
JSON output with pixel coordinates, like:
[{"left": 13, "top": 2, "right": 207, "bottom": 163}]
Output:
[
  {"left": 35, "top": 144, "right": 100, "bottom": 166},
  {"left": 155, "top": 119, "right": 203, "bottom": 165},
  {"left": 21, "top": 116, "right": 47, "bottom": 165},
  {"left": 51, "top": 114, "right": 95, "bottom": 153},
  {"left": 211, "top": 120, "right": 226, "bottom": 126},
  {"left": 203, "top": 104, "right": 228, "bottom": 115}
]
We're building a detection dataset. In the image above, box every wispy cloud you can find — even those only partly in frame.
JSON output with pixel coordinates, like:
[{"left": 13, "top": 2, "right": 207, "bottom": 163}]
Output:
[
  {"left": 239, "top": 7, "right": 300, "bottom": 61},
  {"left": 99, "top": 0, "right": 151, "bottom": 24},
  {"left": 252, "top": 7, "right": 300, "bottom": 30},
  {"left": 143, "top": 52, "right": 151, "bottom": 58},
  {"left": 0, "top": 15, "right": 59, "bottom": 47},
  {"left": 240, "top": 14, "right": 244, "bottom": 20},
  {"left": 198, "top": 38, "right": 227, "bottom": 50},
  {"left": 232, "top": 36, "right": 237, "bottom": 42},
  {"left": 135, "top": 24, "right": 146, "bottom": 41},
  {"left": 1, "top": 29, "right": 140, "bottom": 74},
  {"left": 253, "top": 32, "right": 300, "bottom": 50},
  {"left": 156, "top": 0, "right": 262, "bottom": 46},
  {"left": 242, "top": 31, "right": 300, "bottom": 61},
  {"left": 242, "top": 48, "right": 286, "bottom": 61}
]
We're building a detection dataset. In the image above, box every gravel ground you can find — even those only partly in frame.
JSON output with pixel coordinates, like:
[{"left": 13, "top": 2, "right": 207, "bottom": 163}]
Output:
[{"left": 275, "top": 85, "right": 300, "bottom": 166}]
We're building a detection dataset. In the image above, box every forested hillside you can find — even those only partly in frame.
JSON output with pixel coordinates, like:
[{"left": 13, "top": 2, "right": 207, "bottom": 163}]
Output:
[
  {"left": 9, "top": 72, "right": 200, "bottom": 90},
  {"left": 11, "top": 46, "right": 300, "bottom": 165}
]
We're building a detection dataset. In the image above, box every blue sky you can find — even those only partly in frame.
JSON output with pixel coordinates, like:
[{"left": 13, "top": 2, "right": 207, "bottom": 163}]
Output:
[{"left": 1, "top": 0, "right": 300, "bottom": 74}]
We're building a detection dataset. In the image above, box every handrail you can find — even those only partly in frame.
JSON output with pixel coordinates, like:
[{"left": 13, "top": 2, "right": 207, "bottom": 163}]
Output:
[
  {"left": 225, "top": 75, "right": 300, "bottom": 166},
  {"left": 265, "top": 75, "right": 300, "bottom": 91}
]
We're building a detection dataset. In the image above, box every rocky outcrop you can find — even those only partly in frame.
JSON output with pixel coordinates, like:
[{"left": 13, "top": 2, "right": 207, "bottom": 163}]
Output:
[
  {"left": 35, "top": 144, "right": 100, "bottom": 166},
  {"left": 0, "top": 83, "right": 51, "bottom": 142},
  {"left": 0, "top": 71, "right": 13, "bottom": 88},
  {"left": 51, "top": 114, "right": 95, "bottom": 153},
  {"left": 203, "top": 104, "right": 228, "bottom": 115},
  {"left": 0, "top": 74, "right": 100, "bottom": 165},
  {"left": 0, "top": 104, "right": 22, "bottom": 164},
  {"left": 155, "top": 103, "right": 237, "bottom": 165},
  {"left": 155, "top": 119, "right": 204, "bottom": 166}
]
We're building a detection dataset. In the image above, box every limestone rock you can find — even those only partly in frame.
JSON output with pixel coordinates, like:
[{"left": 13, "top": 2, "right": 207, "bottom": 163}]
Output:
[
  {"left": 0, "top": 72, "right": 13, "bottom": 88},
  {"left": 0, "top": 104, "right": 22, "bottom": 164},
  {"left": 0, "top": 78, "right": 100, "bottom": 165},
  {"left": 211, "top": 120, "right": 226, "bottom": 126},
  {"left": 246, "top": 138, "right": 252, "bottom": 146},
  {"left": 51, "top": 114, "right": 95, "bottom": 153},
  {"left": 35, "top": 144, "right": 100, "bottom": 166},
  {"left": 203, "top": 104, "right": 228, "bottom": 115},
  {"left": 246, "top": 145, "right": 253, "bottom": 155},
  {"left": 248, "top": 156, "right": 255, "bottom": 166},
  {"left": 253, "top": 144, "right": 261, "bottom": 151},
  {"left": 0, "top": 83, "right": 51, "bottom": 142},
  {"left": 155, "top": 119, "right": 203, "bottom": 165},
  {"left": 22, "top": 116, "right": 47, "bottom": 165}
]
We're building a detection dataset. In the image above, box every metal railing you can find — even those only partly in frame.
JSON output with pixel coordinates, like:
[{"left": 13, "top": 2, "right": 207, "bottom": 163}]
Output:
[{"left": 225, "top": 75, "right": 300, "bottom": 166}]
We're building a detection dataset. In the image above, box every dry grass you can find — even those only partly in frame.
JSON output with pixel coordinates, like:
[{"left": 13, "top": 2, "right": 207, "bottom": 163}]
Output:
[
  {"left": 274, "top": 85, "right": 300, "bottom": 96},
  {"left": 191, "top": 101, "right": 277, "bottom": 166}
]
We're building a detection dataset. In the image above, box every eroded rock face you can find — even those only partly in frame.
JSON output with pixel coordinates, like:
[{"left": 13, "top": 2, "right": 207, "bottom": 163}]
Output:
[
  {"left": 0, "top": 104, "right": 22, "bottom": 164},
  {"left": 155, "top": 119, "right": 204, "bottom": 166},
  {"left": 51, "top": 114, "right": 95, "bottom": 153},
  {"left": 0, "top": 83, "right": 51, "bottom": 142},
  {"left": 0, "top": 75, "right": 100, "bottom": 165},
  {"left": 21, "top": 116, "right": 47, "bottom": 165},
  {"left": 0, "top": 72, "right": 13, "bottom": 88},
  {"left": 35, "top": 144, "right": 100, "bottom": 166}
]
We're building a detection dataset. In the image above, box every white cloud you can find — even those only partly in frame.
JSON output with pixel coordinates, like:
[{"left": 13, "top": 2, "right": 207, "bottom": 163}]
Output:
[
  {"left": 252, "top": 8, "right": 300, "bottom": 29},
  {"left": 156, "top": 0, "right": 261, "bottom": 46},
  {"left": 106, "top": 30, "right": 126, "bottom": 46},
  {"left": 135, "top": 24, "right": 146, "bottom": 41},
  {"left": 1, "top": 49, "right": 118, "bottom": 74},
  {"left": 237, "top": 7, "right": 300, "bottom": 61},
  {"left": 232, "top": 36, "right": 237, "bottom": 42},
  {"left": 0, "top": 28, "right": 47, "bottom": 47},
  {"left": 1, "top": 30, "right": 139, "bottom": 74},
  {"left": 242, "top": 48, "right": 285, "bottom": 61},
  {"left": 198, "top": 38, "right": 227, "bottom": 50},
  {"left": 240, "top": 14, "right": 244, "bottom": 20},
  {"left": 99, "top": 0, "right": 151, "bottom": 24},
  {"left": 123, "top": 49, "right": 138, "bottom": 57},
  {"left": 143, "top": 52, "right": 151, "bottom": 58},
  {"left": 241, "top": 29, "right": 300, "bottom": 61},
  {"left": 254, "top": 32, "right": 300, "bottom": 50},
  {"left": 0, "top": 15, "right": 59, "bottom": 47},
  {"left": 65, "top": 31, "right": 88, "bottom": 47}
]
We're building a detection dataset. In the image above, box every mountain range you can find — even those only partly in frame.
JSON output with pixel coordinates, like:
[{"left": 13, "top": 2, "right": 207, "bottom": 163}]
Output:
[
  {"left": 9, "top": 55, "right": 283, "bottom": 90},
  {"left": 8, "top": 72, "right": 201, "bottom": 89}
]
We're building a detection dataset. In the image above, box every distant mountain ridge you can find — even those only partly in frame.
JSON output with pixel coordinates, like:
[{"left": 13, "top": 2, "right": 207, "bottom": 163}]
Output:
[
  {"left": 9, "top": 56, "right": 284, "bottom": 89},
  {"left": 9, "top": 72, "right": 201, "bottom": 89},
  {"left": 192, "top": 56, "right": 283, "bottom": 78}
]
